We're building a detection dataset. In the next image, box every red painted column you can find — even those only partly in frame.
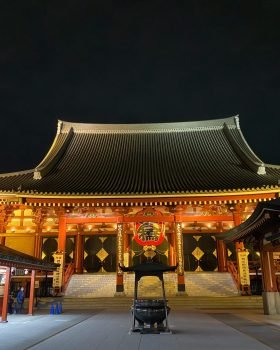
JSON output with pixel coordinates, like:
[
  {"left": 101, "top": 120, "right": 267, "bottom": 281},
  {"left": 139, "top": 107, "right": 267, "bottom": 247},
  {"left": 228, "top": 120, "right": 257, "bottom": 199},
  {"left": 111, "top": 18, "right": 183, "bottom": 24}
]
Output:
[
  {"left": 58, "top": 215, "right": 67, "bottom": 252},
  {"left": 74, "top": 233, "right": 83, "bottom": 274},
  {"left": 37, "top": 236, "right": 43, "bottom": 259},
  {"left": 28, "top": 270, "right": 36, "bottom": 315},
  {"left": 217, "top": 239, "right": 228, "bottom": 272},
  {"left": 233, "top": 208, "right": 242, "bottom": 226},
  {"left": 57, "top": 215, "right": 67, "bottom": 292},
  {"left": 260, "top": 249, "right": 278, "bottom": 292},
  {"left": 34, "top": 233, "right": 42, "bottom": 258},
  {"left": 0, "top": 237, "right": 5, "bottom": 245},
  {"left": 1, "top": 267, "right": 11, "bottom": 323}
]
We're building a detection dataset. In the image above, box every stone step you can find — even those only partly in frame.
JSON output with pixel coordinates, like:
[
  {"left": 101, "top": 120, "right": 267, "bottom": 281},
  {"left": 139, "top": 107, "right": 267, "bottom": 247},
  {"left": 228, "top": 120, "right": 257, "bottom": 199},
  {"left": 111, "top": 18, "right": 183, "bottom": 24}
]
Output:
[
  {"left": 43, "top": 296, "right": 263, "bottom": 310},
  {"left": 65, "top": 272, "right": 239, "bottom": 298}
]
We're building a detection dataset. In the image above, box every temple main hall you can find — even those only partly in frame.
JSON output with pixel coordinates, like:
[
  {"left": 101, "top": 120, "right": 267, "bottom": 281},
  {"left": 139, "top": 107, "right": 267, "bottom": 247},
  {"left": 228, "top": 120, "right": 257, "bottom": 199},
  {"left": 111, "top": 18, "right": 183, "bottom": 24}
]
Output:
[{"left": 0, "top": 115, "right": 280, "bottom": 299}]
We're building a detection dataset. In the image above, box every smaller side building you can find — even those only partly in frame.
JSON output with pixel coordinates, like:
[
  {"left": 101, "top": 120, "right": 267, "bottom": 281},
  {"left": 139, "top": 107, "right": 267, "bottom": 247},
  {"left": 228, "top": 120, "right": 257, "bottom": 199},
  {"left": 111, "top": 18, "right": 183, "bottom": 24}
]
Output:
[
  {"left": 0, "top": 244, "right": 58, "bottom": 322},
  {"left": 220, "top": 199, "right": 280, "bottom": 314}
]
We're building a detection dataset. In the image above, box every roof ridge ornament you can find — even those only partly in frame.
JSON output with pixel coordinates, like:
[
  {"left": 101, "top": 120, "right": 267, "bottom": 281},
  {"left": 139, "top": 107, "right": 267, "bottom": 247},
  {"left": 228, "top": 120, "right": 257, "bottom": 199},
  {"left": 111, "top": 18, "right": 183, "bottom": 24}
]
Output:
[
  {"left": 33, "top": 170, "right": 42, "bottom": 180},
  {"left": 234, "top": 115, "right": 240, "bottom": 129},
  {"left": 57, "top": 120, "right": 63, "bottom": 134},
  {"left": 257, "top": 164, "right": 266, "bottom": 175}
]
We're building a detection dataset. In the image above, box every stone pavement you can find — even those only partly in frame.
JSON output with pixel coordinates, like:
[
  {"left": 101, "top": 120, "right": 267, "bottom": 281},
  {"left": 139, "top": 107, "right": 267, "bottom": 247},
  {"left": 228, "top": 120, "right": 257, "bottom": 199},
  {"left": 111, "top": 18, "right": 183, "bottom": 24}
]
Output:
[{"left": 0, "top": 308, "right": 280, "bottom": 350}]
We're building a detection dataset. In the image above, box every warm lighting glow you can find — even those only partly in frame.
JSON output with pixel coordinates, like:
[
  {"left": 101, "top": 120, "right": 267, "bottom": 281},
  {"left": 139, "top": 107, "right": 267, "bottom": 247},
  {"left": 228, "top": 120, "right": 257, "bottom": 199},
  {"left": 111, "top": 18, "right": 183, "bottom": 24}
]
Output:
[
  {"left": 207, "top": 223, "right": 212, "bottom": 228},
  {"left": 47, "top": 226, "right": 51, "bottom": 232},
  {"left": 256, "top": 251, "right": 260, "bottom": 257},
  {"left": 11, "top": 227, "right": 15, "bottom": 233},
  {"left": 88, "top": 225, "right": 92, "bottom": 230}
]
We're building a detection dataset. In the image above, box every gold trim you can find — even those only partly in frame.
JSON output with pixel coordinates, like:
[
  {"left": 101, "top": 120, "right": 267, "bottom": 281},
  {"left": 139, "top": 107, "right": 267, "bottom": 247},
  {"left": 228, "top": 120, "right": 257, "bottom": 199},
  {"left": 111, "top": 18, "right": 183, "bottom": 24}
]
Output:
[{"left": 0, "top": 187, "right": 279, "bottom": 200}]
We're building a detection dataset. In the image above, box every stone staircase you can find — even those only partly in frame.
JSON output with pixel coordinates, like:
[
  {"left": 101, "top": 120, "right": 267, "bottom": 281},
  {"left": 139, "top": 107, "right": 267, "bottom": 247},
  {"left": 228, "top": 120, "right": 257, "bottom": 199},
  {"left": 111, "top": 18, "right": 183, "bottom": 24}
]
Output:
[
  {"left": 65, "top": 272, "right": 238, "bottom": 298},
  {"left": 55, "top": 296, "right": 263, "bottom": 311},
  {"left": 185, "top": 272, "right": 238, "bottom": 296},
  {"left": 65, "top": 273, "right": 116, "bottom": 298}
]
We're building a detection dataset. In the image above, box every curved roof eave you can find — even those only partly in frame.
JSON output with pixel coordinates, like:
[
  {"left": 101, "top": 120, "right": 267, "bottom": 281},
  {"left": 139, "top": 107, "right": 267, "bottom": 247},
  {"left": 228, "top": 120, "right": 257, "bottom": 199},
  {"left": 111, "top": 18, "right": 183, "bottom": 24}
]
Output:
[
  {"left": 218, "top": 199, "right": 280, "bottom": 242},
  {"left": 4, "top": 185, "right": 280, "bottom": 200}
]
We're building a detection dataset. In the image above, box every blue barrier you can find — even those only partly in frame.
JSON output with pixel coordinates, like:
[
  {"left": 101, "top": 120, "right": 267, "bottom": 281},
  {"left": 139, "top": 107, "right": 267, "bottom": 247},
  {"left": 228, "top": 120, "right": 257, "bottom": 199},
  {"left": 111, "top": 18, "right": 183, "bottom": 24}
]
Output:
[{"left": 50, "top": 303, "right": 55, "bottom": 315}]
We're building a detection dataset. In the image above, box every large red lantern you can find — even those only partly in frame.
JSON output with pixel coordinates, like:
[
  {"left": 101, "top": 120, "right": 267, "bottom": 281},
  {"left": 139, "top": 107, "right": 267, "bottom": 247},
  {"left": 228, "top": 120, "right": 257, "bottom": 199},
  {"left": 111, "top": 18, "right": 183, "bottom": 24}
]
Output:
[{"left": 133, "top": 209, "right": 165, "bottom": 246}]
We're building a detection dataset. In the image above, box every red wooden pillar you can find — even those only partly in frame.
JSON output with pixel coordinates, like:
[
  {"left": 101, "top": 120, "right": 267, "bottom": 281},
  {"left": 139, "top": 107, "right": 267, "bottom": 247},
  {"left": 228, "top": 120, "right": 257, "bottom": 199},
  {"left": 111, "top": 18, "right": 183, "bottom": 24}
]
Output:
[
  {"left": 74, "top": 233, "right": 83, "bottom": 274},
  {"left": 260, "top": 246, "right": 279, "bottom": 314},
  {"left": 34, "top": 234, "right": 42, "bottom": 258},
  {"left": 1, "top": 267, "right": 11, "bottom": 323},
  {"left": 0, "top": 237, "right": 5, "bottom": 245},
  {"left": 217, "top": 222, "right": 228, "bottom": 272},
  {"left": 37, "top": 236, "right": 43, "bottom": 259},
  {"left": 168, "top": 232, "right": 175, "bottom": 266},
  {"left": 58, "top": 215, "right": 67, "bottom": 291},
  {"left": 28, "top": 270, "right": 36, "bottom": 315},
  {"left": 58, "top": 215, "right": 67, "bottom": 252},
  {"left": 217, "top": 239, "right": 228, "bottom": 272},
  {"left": 260, "top": 250, "right": 277, "bottom": 293}
]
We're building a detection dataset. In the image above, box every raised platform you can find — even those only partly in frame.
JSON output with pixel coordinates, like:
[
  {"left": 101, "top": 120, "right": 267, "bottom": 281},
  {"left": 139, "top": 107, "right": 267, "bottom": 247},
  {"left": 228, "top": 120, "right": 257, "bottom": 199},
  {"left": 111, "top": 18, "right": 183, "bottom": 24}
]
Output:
[
  {"left": 65, "top": 272, "right": 238, "bottom": 298},
  {"left": 58, "top": 296, "right": 263, "bottom": 310}
]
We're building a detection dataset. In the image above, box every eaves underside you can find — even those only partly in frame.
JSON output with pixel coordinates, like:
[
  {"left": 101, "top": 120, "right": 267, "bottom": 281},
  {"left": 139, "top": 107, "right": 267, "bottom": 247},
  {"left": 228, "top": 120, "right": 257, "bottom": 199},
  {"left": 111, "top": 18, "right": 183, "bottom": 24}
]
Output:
[{"left": 1, "top": 186, "right": 279, "bottom": 200}]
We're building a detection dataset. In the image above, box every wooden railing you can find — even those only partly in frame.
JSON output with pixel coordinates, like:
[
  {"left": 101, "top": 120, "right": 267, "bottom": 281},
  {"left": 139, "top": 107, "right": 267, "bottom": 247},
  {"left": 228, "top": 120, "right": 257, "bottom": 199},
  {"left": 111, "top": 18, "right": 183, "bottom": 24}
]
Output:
[
  {"left": 63, "top": 262, "right": 74, "bottom": 291},
  {"left": 227, "top": 260, "right": 239, "bottom": 289}
]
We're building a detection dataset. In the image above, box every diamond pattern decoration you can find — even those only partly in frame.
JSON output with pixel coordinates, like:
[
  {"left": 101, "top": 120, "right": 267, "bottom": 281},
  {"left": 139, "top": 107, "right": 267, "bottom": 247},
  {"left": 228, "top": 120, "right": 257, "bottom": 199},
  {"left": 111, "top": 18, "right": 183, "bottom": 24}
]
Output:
[
  {"left": 192, "top": 246, "right": 204, "bottom": 260},
  {"left": 96, "top": 248, "right": 109, "bottom": 261}
]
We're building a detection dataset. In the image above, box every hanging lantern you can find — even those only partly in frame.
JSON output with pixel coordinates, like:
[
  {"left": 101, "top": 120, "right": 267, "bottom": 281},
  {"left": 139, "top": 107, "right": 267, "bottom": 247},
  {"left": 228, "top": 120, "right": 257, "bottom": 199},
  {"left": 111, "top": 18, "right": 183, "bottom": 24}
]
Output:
[{"left": 133, "top": 209, "right": 165, "bottom": 246}]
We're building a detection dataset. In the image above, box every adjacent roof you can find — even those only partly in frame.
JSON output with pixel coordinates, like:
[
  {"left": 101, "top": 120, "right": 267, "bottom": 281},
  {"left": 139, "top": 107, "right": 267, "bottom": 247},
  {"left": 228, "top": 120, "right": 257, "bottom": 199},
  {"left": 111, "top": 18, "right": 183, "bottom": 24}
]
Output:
[
  {"left": 0, "top": 244, "right": 59, "bottom": 270},
  {"left": 0, "top": 115, "right": 280, "bottom": 196},
  {"left": 219, "top": 199, "right": 280, "bottom": 244}
]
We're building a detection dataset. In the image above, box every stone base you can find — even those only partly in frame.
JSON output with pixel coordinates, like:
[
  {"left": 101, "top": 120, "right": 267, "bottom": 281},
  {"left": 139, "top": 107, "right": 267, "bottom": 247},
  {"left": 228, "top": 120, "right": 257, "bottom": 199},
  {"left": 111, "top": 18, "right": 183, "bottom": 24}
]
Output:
[
  {"left": 262, "top": 292, "right": 280, "bottom": 315},
  {"left": 176, "top": 291, "right": 187, "bottom": 296},
  {"left": 177, "top": 284, "right": 186, "bottom": 292},
  {"left": 116, "top": 284, "right": 124, "bottom": 293}
]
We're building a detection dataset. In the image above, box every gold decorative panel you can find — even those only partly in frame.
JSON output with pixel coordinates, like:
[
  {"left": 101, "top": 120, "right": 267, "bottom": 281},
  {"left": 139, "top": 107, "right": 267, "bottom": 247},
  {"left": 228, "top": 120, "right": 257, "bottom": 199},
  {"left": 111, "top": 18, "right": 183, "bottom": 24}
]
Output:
[{"left": 192, "top": 247, "right": 204, "bottom": 260}]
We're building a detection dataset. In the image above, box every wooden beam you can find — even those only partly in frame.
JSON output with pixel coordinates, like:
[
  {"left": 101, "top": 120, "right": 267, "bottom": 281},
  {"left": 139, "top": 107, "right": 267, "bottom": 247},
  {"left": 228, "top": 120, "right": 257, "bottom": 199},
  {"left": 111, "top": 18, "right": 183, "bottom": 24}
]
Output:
[{"left": 175, "top": 215, "right": 233, "bottom": 222}]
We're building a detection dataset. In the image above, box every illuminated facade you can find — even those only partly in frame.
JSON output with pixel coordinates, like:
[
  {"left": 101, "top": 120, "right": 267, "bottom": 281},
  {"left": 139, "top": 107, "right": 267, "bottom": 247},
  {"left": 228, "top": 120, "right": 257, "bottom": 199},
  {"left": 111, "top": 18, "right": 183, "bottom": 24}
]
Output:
[{"left": 0, "top": 115, "right": 280, "bottom": 294}]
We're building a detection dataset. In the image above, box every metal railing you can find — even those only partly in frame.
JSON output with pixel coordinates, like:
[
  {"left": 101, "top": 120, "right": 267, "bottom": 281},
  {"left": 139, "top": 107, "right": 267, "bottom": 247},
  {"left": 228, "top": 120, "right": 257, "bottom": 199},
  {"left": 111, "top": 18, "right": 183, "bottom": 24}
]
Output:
[{"left": 63, "top": 262, "right": 74, "bottom": 291}]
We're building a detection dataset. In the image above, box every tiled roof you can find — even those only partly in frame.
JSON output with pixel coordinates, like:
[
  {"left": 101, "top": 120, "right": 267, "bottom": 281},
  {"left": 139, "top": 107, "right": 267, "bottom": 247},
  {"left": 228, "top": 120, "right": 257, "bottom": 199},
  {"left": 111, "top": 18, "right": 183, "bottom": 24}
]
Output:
[
  {"left": 219, "top": 199, "right": 280, "bottom": 243},
  {"left": 0, "top": 115, "right": 280, "bottom": 196},
  {"left": 0, "top": 244, "right": 59, "bottom": 270}
]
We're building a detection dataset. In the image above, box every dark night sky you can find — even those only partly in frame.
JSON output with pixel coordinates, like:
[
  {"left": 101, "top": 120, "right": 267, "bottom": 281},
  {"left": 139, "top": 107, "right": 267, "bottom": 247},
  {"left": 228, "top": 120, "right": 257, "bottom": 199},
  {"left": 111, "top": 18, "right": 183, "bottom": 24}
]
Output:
[{"left": 0, "top": 1, "right": 280, "bottom": 172}]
